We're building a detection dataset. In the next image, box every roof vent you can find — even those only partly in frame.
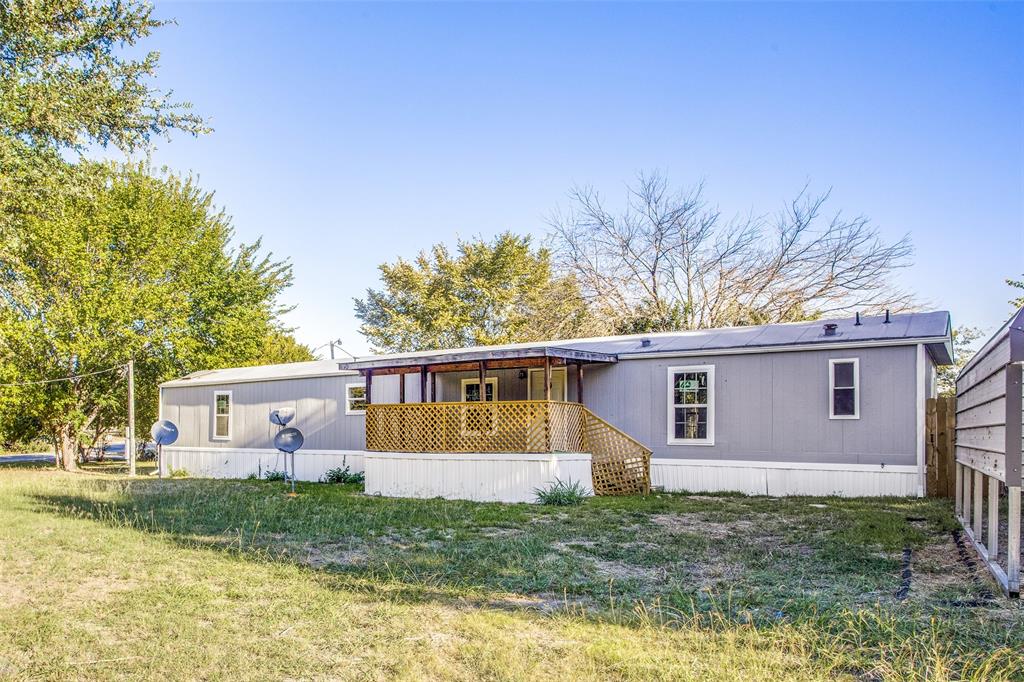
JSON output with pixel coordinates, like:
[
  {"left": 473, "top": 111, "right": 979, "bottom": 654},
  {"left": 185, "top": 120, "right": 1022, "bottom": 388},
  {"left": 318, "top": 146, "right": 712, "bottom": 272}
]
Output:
[
  {"left": 883, "top": 309, "right": 891, "bottom": 324},
  {"left": 640, "top": 338, "right": 652, "bottom": 348},
  {"left": 823, "top": 323, "right": 839, "bottom": 337}
]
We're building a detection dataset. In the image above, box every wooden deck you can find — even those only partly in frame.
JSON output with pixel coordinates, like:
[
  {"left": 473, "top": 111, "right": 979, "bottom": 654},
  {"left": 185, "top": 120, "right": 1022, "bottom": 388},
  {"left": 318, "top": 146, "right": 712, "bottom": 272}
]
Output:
[{"left": 365, "top": 400, "right": 651, "bottom": 496}]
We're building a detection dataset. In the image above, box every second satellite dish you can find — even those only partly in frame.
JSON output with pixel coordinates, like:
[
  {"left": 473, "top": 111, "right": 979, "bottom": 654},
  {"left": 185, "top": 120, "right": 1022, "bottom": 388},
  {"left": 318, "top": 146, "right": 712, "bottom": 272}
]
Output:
[
  {"left": 269, "top": 407, "right": 295, "bottom": 426},
  {"left": 274, "top": 427, "right": 304, "bottom": 454}
]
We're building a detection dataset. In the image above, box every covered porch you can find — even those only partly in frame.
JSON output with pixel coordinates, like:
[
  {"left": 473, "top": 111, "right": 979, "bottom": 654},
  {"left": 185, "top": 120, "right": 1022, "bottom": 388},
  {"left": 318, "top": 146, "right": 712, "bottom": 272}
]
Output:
[{"left": 338, "top": 346, "right": 651, "bottom": 497}]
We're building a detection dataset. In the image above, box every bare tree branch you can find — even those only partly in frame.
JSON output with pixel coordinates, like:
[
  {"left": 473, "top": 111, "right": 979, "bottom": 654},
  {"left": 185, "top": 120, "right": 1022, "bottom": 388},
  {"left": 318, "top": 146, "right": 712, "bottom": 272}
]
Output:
[{"left": 547, "top": 171, "right": 916, "bottom": 332}]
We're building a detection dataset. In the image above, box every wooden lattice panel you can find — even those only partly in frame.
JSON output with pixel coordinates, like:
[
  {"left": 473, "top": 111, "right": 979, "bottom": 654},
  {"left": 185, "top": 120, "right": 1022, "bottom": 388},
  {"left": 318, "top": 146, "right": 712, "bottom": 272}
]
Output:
[
  {"left": 365, "top": 400, "right": 650, "bottom": 496},
  {"left": 367, "top": 401, "right": 556, "bottom": 453},
  {"left": 581, "top": 411, "right": 651, "bottom": 496}
]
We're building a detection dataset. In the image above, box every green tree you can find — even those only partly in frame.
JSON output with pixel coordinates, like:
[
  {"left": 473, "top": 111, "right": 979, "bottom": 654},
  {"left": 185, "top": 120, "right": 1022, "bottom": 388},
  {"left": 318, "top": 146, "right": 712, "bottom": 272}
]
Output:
[
  {"left": 355, "top": 232, "right": 598, "bottom": 352},
  {"left": 1008, "top": 275, "right": 1024, "bottom": 309},
  {"left": 936, "top": 326, "right": 984, "bottom": 397},
  {"left": 0, "top": 164, "right": 299, "bottom": 468},
  {"left": 1, "top": 0, "right": 207, "bottom": 152},
  {"left": 255, "top": 330, "right": 316, "bottom": 366},
  {"left": 0, "top": 1, "right": 310, "bottom": 463}
]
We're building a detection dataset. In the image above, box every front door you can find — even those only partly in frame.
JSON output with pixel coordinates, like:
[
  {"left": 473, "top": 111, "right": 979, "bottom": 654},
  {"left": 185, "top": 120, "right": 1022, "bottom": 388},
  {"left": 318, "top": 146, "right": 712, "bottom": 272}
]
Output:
[{"left": 528, "top": 367, "right": 567, "bottom": 401}]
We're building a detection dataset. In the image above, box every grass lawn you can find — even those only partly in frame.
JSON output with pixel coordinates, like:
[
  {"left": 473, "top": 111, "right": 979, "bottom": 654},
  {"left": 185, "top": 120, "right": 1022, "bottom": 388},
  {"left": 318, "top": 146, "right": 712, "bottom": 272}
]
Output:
[{"left": 0, "top": 465, "right": 1021, "bottom": 681}]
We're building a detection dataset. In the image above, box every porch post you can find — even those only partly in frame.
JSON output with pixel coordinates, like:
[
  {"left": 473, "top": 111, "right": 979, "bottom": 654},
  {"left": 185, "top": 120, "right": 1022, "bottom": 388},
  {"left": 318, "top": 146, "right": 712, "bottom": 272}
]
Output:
[
  {"left": 576, "top": 363, "right": 584, "bottom": 404},
  {"left": 365, "top": 369, "right": 373, "bottom": 405},
  {"left": 399, "top": 371, "right": 405, "bottom": 403},
  {"left": 420, "top": 366, "right": 428, "bottom": 402},
  {"left": 478, "top": 361, "right": 486, "bottom": 399},
  {"left": 430, "top": 369, "right": 437, "bottom": 402},
  {"left": 543, "top": 356, "right": 551, "bottom": 401}
]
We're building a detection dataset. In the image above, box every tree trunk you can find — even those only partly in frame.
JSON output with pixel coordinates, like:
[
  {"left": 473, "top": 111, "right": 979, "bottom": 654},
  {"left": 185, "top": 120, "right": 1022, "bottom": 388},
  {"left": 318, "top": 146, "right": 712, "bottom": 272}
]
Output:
[{"left": 58, "top": 427, "right": 78, "bottom": 471}]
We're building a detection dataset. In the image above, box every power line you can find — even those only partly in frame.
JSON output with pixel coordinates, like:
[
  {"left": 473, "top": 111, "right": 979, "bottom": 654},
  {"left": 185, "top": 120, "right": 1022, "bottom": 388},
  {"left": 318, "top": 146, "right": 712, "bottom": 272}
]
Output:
[{"left": 0, "top": 364, "right": 127, "bottom": 388}]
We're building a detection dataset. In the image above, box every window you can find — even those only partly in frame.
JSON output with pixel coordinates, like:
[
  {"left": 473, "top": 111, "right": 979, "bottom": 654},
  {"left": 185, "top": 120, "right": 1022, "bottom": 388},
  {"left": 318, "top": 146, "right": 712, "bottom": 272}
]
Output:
[
  {"left": 527, "top": 367, "right": 567, "bottom": 401},
  {"left": 213, "top": 391, "right": 232, "bottom": 440},
  {"left": 829, "top": 358, "right": 860, "bottom": 419},
  {"left": 667, "top": 366, "right": 714, "bottom": 445},
  {"left": 460, "top": 377, "right": 497, "bottom": 402},
  {"left": 345, "top": 383, "right": 367, "bottom": 415}
]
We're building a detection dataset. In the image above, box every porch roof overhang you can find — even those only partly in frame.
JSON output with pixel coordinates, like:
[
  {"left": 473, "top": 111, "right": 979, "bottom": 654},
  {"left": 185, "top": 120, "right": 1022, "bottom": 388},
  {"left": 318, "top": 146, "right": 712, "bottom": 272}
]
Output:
[{"left": 336, "top": 346, "right": 617, "bottom": 374}]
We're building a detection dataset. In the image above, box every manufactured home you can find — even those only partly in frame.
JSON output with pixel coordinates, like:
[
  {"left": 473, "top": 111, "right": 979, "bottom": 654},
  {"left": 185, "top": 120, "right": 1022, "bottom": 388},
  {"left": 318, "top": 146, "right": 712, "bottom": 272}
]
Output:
[{"left": 159, "top": 310, "right": 952, "bottom": 501}]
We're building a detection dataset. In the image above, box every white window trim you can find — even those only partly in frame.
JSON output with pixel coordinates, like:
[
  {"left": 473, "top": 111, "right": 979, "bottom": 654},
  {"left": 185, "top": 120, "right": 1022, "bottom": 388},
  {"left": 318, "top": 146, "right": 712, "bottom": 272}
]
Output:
[
  {"left": 527, "top": 367, "right": 567, "bottom": 401},
  {"left": 460, "top": 377, "right": 498, "bottom": 402},
  {"left": 345, "top": 382, "right": 367, "bottom": 415},
  {"left": 212, "top": 390, "right": 232, "bottom": 440},
  {"left": 667, "top": 365, "right": 715, "bottom": 446},
  {"left": 828, "top": 358, "right": 860, "bottom": 420}
]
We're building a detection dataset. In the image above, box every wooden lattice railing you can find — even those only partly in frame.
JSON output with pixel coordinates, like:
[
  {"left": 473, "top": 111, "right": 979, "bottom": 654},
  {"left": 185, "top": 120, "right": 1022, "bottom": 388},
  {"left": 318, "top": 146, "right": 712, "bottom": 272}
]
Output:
[{"left": 365, "top": 400, "right": 650, "bottom": 496}]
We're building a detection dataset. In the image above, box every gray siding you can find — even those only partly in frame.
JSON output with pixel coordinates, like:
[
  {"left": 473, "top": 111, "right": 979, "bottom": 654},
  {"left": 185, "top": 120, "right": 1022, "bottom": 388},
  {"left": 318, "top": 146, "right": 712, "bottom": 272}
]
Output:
[
  {"left": 161, "top": 375, "right": 367, "bottom": 451},
  {"left": 955, "top": 315, "right": 1024, "bottom": 486},
  {"left": 161, "top": 346, "right": 923, "bottom": 467},
  {"left": 581, "top": 346, "right": 919, "bottom": 466}
]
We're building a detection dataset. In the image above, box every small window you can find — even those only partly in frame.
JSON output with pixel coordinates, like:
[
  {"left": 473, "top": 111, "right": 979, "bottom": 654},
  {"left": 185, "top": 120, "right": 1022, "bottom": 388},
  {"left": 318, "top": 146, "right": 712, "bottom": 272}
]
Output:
[
  {"left": 667, "top": 365, "right": 714, "bottom": 445},
  {"left": 345, "top": 383, "right": 367, "bottom": 415},
  {"left": 461, "top": 377, "right": 497, "bottom": 402},
  {"left": 829, "top": 358, "right": 860, "bottom": 419},
  {"left": 213, "top": 391, "right": 232, "bottom": 440}
]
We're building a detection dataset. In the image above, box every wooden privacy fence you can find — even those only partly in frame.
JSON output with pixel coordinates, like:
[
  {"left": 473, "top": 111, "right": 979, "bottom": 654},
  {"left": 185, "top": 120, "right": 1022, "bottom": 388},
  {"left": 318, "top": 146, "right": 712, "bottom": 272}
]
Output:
[
  {"left": 926, "top": 396, "right": 956, "bottom": 498},
  {"left": 365, "top": 400, "right": 651, "bottom": 496}
]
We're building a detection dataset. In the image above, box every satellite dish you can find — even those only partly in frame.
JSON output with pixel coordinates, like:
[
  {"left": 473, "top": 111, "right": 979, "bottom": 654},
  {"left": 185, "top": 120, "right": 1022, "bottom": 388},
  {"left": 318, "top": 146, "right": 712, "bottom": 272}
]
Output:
[
  {"left": 150, "top": 419, "right": 179, "bottom": 446},
  {"left": 274, "top": 427, "right": 304, "bottom": 454},
  {"left": 269, "top": 407, "right": 295, "bottom": 426}
]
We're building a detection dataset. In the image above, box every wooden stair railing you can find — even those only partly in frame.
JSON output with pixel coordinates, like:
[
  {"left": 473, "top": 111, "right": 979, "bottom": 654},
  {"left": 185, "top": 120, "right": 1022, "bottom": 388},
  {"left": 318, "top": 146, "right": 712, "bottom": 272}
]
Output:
[{"left": 578, "top": 407, "right": 651, "bottom": 496}]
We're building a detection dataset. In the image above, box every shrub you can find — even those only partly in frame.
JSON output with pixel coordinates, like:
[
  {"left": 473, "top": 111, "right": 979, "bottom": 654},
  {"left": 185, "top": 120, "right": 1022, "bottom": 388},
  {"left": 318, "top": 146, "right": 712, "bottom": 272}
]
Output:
[
  {"left": 321, "top": 466, "right": 364, "bottom": 485},
  {"left": 169, "top": 468, "right": 189, "bottom": 478},
  {"left": 263, "top": 470, "right": 287, "bottom": 482},
  {"left": 534, "top": 478, "right": 590, "bottom": 506}
]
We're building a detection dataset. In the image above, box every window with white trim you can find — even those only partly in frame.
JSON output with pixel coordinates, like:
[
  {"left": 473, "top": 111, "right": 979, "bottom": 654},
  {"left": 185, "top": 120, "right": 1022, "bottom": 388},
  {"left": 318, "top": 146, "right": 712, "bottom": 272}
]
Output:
[
  {"left": 461, "top": 377, "right": 497, "bottom": 402},
  {"left": 829, "top": 358, "right": 859, "bottom": 419},
  {"left": 345, "top": 383, "right": 367, "bottom": 415},
  {"left": 213, "top": 391, "right": 232, "bottom": 440},
  {"left": 668, "top": 365, "right": 714, "bottom": 445}
]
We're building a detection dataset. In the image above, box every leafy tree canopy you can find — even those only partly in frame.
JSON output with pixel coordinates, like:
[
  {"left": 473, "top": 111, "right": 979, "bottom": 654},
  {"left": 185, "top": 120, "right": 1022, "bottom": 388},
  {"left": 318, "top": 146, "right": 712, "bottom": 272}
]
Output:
[
  {"left": 936, "top": 326, "right": 984, "bottom": 397},
  {"left": 355, "top": 232, "right": 599, "bottom": 352},
  {"left": 0, "top": 0, "right": 207, "bottom": 153},
  {"left": 0, "top": 163, "right": 305, "bottom": 467}
]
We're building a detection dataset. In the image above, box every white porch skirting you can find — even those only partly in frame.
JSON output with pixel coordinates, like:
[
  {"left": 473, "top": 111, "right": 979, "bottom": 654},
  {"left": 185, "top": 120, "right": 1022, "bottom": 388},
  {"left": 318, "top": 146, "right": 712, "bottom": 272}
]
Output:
[
  {"left": 651, "top": 458, "right": 919, "bottom": 497},
  {"left": 365, "top": 451, "right": 593, "bottom": 503},
  {"left": 160, "top": 446, "right": 365, "bottom": 481}
]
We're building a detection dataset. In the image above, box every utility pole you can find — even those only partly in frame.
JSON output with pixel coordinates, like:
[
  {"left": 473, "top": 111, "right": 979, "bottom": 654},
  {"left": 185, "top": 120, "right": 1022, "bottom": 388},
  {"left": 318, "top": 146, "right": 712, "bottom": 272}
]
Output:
[{"left": 127, "top": 359, "right": 136, "bottom": 476}]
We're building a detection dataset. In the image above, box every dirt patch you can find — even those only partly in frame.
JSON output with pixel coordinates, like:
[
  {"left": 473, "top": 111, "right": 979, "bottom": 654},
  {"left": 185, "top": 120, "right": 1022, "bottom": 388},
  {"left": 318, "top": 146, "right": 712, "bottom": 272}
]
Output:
[
  {"left": 552, "top": 539, "right": 596, "bottom": 551},
  {"left": 685, "top": 559, "right": 746, "bottom": 590},
  {"left": 907, "top": 533, "right": 1019, "bottom": 620},
  {"left": 651, "top": 513, "right": 755, "bottom": 539},
  {"left": 299, "top": 542, "right": 369, "bottom": 569},
  {"left": 591, "top": 559, "right": 660, "bottom": 582}
]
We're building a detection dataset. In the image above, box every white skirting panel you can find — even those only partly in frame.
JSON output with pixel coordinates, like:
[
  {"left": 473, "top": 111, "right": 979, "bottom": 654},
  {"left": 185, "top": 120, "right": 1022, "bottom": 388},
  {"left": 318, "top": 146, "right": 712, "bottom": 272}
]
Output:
[
  {"left": 161, "top": 447, "right": 365, "bottom": 481},
  {"left": 365, "top": 451, "right": 593, "bottom": 503},
  {"left": 651, "top": 459, "right": 919, "bottom": 497}
]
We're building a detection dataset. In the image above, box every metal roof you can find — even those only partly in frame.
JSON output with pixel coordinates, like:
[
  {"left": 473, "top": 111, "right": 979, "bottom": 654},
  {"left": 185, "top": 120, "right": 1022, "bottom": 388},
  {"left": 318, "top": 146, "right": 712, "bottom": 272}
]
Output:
[
  {"left": 161, "top": 360, "right": 358, "bottom": 388},
  {"left": 161, "top": 310, "right": 953, "bottom": 387},
  {"left": 339, "top": 310, "right": 953, "bottom": 370}
]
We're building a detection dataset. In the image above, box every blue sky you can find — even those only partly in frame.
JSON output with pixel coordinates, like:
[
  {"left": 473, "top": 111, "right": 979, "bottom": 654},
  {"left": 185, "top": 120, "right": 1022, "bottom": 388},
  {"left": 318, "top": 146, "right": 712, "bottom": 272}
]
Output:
[{"left": 135, "top": 1, "right": 1022, "bottom": 356}]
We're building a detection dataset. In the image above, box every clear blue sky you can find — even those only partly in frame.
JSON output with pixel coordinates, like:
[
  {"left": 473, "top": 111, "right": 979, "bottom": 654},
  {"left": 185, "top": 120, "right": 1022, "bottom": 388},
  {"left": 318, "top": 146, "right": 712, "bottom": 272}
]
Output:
[{"left": 134, "top": 1, "right": 1022, "bottom": 356}]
